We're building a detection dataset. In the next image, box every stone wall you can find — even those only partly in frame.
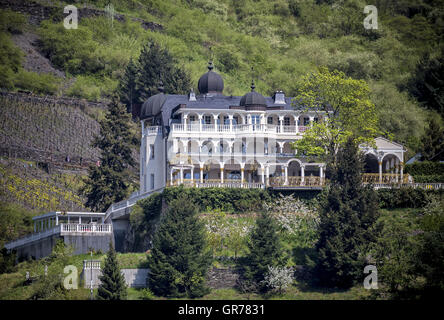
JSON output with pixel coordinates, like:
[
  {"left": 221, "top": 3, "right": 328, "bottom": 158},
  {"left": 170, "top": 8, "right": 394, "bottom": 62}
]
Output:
[
  {"left": 63, "top": 233, "right": 114, "bottom": 256},
  {"left": 82, "top": 267, "right": 149, "bottom": 289},
  {"left": 16, "top": 234, "right": 62, "bottom": 261},
  {"left": 206, "top": 267, "right": 240, "bottom": 289},
  {"left": 0, "top": 0, "right": 163, "bottom": 31},
  {"left": 82, "top": 265, "right": 241, "bottom": 290}
]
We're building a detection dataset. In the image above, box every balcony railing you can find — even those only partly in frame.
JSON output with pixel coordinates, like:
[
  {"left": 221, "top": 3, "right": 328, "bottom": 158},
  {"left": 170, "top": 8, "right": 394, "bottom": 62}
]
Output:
[
  {"left": 171, "top": 124, "right": 308, "bottom": 134},
  {"left": 61, "top": 223, "right": 112, "bottom": 233}
]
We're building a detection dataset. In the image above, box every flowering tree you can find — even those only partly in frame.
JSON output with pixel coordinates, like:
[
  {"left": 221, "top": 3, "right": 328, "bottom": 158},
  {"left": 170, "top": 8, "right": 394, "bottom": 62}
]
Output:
[
  {"left": 264, "top": 194, "right": 319, "bottom": 248},
  {"left": 261, "top": 266, "right": 294, "bottom": 295}
]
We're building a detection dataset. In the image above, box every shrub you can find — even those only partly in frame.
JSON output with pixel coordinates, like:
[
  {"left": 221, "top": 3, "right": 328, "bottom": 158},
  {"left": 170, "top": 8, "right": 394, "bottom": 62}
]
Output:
[
  {"left": 261, "top": 265, "right": 294, "bottom": 295},
  {"left": 405, "top": 162, "right": 444, "bottom": 176},
  {"left": 0, "top": 9, "right": 26, "bottom": 34},
  {"left": 377, "top": 188, "right": 444, "bottom": 209}
]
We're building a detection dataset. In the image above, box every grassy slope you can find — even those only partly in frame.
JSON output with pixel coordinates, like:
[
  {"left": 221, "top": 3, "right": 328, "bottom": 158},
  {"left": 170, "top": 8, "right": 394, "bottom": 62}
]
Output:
[{"left": 27, "top": 0, "right": 443, "bottom": 155}]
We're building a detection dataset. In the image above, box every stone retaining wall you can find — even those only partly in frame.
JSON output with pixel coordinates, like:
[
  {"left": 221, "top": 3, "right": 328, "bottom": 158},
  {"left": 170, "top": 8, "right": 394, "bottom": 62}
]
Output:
[{"left": 82, "top": 266, "right": 241, "bottom": 290}]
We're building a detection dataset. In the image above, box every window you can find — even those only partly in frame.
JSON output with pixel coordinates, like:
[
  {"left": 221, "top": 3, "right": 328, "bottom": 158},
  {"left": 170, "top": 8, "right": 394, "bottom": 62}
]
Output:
[
  {"left": 267, "top": 117, "right": 273, "bottom": 125},
  {"left": 150, "top": 174, "right": 155, "bottom": 190},
  {"left": 150, "top": 144, "right": 154, "bottom": 159},
  {"left": 224, "top": 116, "right": 230, "bottom": 124},
  {"left": 303, "top": 117, "right": 310, "bottom": 126},
  {"left": 204, "top": 115, "right": 212, "bottom": 124},
  {"left": 284, "top": 117, "right": 290, "bottom": 126},
  {"left": 189, "top": 115, "right": 196, "bottom": 122},
  {"left": 251, "top": 115, "right": 260, "bottom": 124},
  {"left": 233, "top": 116, "right": 239, "bottom": 125}
]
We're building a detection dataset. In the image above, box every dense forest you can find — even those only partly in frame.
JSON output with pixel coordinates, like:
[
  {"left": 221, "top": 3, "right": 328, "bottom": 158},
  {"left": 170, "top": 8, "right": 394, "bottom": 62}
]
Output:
[{"left": 0, "top": 0, "right": 443, "bottom": 157}]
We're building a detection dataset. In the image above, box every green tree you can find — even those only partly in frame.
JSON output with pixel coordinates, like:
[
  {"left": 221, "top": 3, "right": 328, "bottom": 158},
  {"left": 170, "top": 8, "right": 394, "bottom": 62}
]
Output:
[
  {"left": 242, "top": 211, "right": 288, "bottom": 292},
  {"left": 292, "top": 67, "right": 380, "bottom": 165},
  {"left": 118, "top": 58, "right": 138, "bottom": 114},
  {"left": 136, "top": 42, "right": 192, "bottom": 104},
  {"left": 420, "top": 117, "right": 444, "bottom": 161},
  {"left": 315, "top": 138, "right": 380, "bottom": 288},
  {"left": 407, "top": 50, "right": 444, "bottom": 116},
  {"left": 147, "top": 195, "right": 211, "bottom": 298},
  {"left": 81, "top": 96, "right": 137, "bottom": 211},
  {"left": 97, "top": 243, "right": 127, "bottom": 300},
  {"left": 416, "top": 196, "right": 444, "bottom": 298}
]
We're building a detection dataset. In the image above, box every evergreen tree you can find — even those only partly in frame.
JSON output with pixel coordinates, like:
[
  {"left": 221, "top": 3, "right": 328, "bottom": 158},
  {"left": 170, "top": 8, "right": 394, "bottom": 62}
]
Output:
[
  {"left": 242, "top": 211, "right": 287, "bottom": 292},
  {"left": 136, "top": 42, "right": 192, "bottom": 103},
  {"left": 147, "top": 195, "right": 211, "bottom": 298},
  {"left": 117, "top": 58, "right": 138, "bottom": 114},
  {"left": 420, "top": 117, "right": 444, "bottom": 161},
  {"left": 97, "top": 243, "right": 127, "bottom": 300},
  {"left": 408, "top": 50, "right": 444, "bottom": 116},
  {"left": 315, "top": 137, "right": 380, "bottom": 288},
  {"left": 82, "top": 95, "right": 137, "bottom": 211}
]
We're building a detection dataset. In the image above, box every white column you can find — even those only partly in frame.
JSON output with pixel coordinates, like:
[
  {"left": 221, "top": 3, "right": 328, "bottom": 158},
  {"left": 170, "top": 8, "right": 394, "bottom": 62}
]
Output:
[
  {"left": 183, "top": 114, "right": 188, "bottom": 130},
  {"left": 266, "top": 166, "right": 270, "bottom": 186},
  {"left": 198, "top": 114, "right": 203, "bottom": 132},
  {"left": 213, "top": 114, "right": 218, "bottom": 132},
  {"left": 284, "top": 166, "right": 288, "bottom": 185},
  {"left": 400, "top": 162, "right": 404, "bottom": 183},
  {"left": 309, "top": 116, "right": 314, "bottom": 128},
  {"left": 241, "top": 167, "right": 245, "bottom": 183},
  {"left": 170, "top": 168, "right": 173, "bottom": 184},
  {"left": 261, "top": 167, "right": 265, "bottom": 184},
  {"left": 301, "top": 166, "right": 305, "bottom": 185},
  {"left": 319, "top": 166, "right": 324, "bottom": 185},
  {"left": 79, "top": 216, "right": 81, "bottom": 224},
  {"left": 191, "top": 166, "right": 194, "bottom": 183},
  {"left": 200, "top": 165, "right": 204, "bottom": 183},
  {"left": 220, "top": 164, "right": 224, "bottom": 183},
  {"left": 294, "top": 115, "right": 299, "bottom": 134},
  {"left": 378, "top": 160, "right": 383, "bottom": 183},
  {"left": 279, "top": 116, "right": 284, "bottom": 133},
  {"left": 180, "top": 168, "right": 184, "bottom": 184}
]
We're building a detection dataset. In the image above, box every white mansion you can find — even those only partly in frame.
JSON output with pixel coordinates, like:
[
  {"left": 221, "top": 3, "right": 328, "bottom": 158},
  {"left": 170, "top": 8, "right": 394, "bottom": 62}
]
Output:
[
  {"left": 4, "top": 62, "right": 412, "bottom": 257},
  {"left": 138, "top": 61, "right": 407, "bottom": 192}
]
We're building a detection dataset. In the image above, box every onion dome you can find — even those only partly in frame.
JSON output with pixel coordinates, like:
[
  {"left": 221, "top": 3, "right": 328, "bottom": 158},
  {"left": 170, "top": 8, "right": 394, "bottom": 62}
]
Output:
[
  {"left": 140, "top": 82, "right": 167, "bottom": 119},
  {"left": 198, "top": 61, "right": 224, "bottom": 95},
  {"left": 240, "top": 80, "right": 266, "bottom": 107}
]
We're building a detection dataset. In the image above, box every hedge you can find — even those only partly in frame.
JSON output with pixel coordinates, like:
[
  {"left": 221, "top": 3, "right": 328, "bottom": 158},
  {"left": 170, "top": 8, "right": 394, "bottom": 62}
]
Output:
[
  {"left": 377, "top": 188, "right": 444, "bottom": 209},
  {"left": 162, "top": 186, "right": 271, "bottom": 213},
  {"left": 412, "top": 175, "right": 444, "bottom": 183},
  {"left": 405, "top": 162, "right": 444, "bottom": 176}
]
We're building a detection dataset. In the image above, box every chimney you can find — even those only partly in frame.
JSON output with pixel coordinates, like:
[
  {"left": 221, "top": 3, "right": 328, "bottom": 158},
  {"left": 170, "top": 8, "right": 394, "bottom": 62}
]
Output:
[
  {"left": 273, "top": 90, "right": 285, "bottom": 104},
  {"left": 188, "top": 88, "right": 196, "bottom": 101}
]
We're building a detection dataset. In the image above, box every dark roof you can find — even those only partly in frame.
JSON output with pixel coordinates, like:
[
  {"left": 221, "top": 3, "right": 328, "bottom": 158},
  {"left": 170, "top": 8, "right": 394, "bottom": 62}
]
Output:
[
  {"left": 197, "top": 61, "right": 224, "bottom": 94},
  {"left": 240, "top": 91, "right": 267, "bottom": 107},
  {"left": 157, "top": 94, "right": 302, "bottom": 126},
  {"left": 140, "top": 92, "right": 167, "bottom": 119}
]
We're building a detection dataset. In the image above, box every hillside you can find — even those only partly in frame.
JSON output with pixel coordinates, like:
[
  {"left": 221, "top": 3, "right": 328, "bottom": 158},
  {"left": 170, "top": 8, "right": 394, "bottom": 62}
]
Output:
[{"left": 1, "top": 0, "right": 443, "bottom": 157}]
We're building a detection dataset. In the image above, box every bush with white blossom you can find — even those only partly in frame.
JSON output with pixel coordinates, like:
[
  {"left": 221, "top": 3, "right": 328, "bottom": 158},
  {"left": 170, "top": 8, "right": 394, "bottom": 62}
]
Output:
[
  {"left": 261, "top": 265, "right": 294, "bottom": 294},
  {"left": 264, "top": 194, "right": 320, "bottom": 247},
  {"left": 203, "top": 209, "right": 254, "bottom": 258}
]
